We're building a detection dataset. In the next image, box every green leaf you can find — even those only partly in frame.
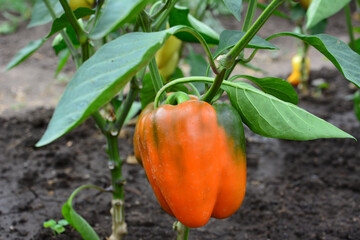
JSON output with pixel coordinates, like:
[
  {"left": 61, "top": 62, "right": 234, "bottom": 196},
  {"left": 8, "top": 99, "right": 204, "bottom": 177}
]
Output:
[
  {"left": 6, "top": 38, "right": 46, "bottom": 70},
  {"left": 58, "top": 219, "right": 69, "bottom": 226},
  {"left": 223, "top": 81, "right": 353, "bottom": 140},
  {"left": 90, "top": 0, "right": 150, "bottom": 40},
  {"left": 55, "top": 49, "right": 70, "bottom": 77},
  {"left": 169, "top": 6, "right": 219, "bottom": 45},
  {"left": 354, "top": 90, "right": 360, "bottom": 122},
  {"left": 62, "top": 186, "right": 101, "bottom": 240},
  {"left": 231, "top": 75, "right": 298, "bottom": 105},
  {"left": 214, "top": 30, "right": 278, "bottom": 57},
  {"left": 43, "top": 219, "right": 56, "bottom": 228},
  {"left": 52, "top": 26, "right": 80, "bottom": 55},
  {"left": 52, "top": 225, "right": 66, "bottom": 234},
  {"left": 309, "top": 19, "right": 327, "bottom": 35},
  {"left": 269, "top": 32, "right": 360, "bottom": 88},
  {"left": 185, "top": 47, "right": 209, "bottom": 93},
  {"left": 140, "top": 73, "right": 157, "bottom": 109},
  {"left": 123, "top": 102, "right": 141, "bottom": 125},
  {"left": 36, "top": 27, "right": 183, "bottom": 146},
  {"left": 352, "top": 38, "right": 360, "bottom": 54},
  {"left": 222, "top": 0, "right": 242, "bottom": 22},
  {"left": 47, "top": 8, "right": 95, "bottom": 38},
  {"left": 306, "top": 0, "right": 351, "bottom": 29},
  {"left": 28, "top": 0, "right": 63, "bottom": 28}
]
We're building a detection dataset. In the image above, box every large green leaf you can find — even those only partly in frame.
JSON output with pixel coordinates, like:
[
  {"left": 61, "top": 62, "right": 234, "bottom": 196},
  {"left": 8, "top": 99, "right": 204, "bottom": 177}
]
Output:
[
  {"left": 28, "top": 0, "right": 63, "bottom": 28},
  {"left": 222, "top": 0, "right": 242, "bottom": 22},
  {"left": 62, "top": 186, "right": 102, "bottom": 240},
  {"left": 6, "top": 38, "right": 46, "bottom": 70},
  {"left": 230, "top": 75, "right": 298, "bottom": 105},
  {"left": 158, "top": 77, "right": 353, "bottom": 140},
  {"left": 89, "top": 0, "right": 150, "bottom": 40},
  {"left": 223, "top": 81, "right": 353, "bottom": 140},
  {"left": 36, "top": 26, "right": 183, "bottom": 146},
  {"left": 306, "top": 0, "right": 351, "bottom": 29},
  {"left": 270, "top": 32, "right": 360, "bottom": 88},
  {"left": 169, "top": 6, "right": 219, "bottom": 45},
  {"left": 214, "top": 30, "right": 278, "bottom": 57}
]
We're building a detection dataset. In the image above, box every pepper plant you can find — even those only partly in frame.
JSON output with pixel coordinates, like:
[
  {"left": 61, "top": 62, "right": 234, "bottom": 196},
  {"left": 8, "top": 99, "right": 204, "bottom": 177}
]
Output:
[
  {"left": 285, "top": 0, "right": 360, "bottom": 98},
  {"left": 7, "top": 0, "right": 360, "bottom": 239}
]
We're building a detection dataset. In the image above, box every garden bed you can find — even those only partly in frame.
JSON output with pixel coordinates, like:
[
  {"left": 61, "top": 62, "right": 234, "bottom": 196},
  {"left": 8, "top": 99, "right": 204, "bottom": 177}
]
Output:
[{"left": 1, "top": 69, "right": 359, "bottom": 240}]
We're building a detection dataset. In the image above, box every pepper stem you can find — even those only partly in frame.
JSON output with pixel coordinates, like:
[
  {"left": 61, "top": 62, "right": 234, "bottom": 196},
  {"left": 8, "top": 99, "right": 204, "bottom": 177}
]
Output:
[
  {"left": 165, "top": 92, "right": 191, "bottom": 105},
  {"left": 173, "top": 221, "right": 189, "bottom": 240}
]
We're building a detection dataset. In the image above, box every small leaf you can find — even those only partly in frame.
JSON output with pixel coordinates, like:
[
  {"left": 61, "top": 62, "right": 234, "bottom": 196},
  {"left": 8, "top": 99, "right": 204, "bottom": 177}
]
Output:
[
  {"left": 223, "top": 81, "right": 353, "bottom": 140},
  {"left": 169, "top": 6, "right": 219, "bottom": 45},
  {"left": 90, "top": 0, "right": 150, "bottom": 40},
  {"left": 6, "top": 38, "right": 46, "bottom": 70},
  {"left": 222, "top": 0, "right": 242, "bottom": 22},
  {"left": 36, "top": 26, "right": 184, "bottom": 146},
  {"left": 306, "top": 0, "right": 351, "bottom": 29},
  {"left": 269, "top": 32, "right": 360, "bottom": 88},
  {"left": 28, "top": 0, "right": 63, "bottom": 28},
  {"left": 43, "top": 219, "right": 56, "bottom": 228},
  {"left": 47, "top": 8, "right": 95, "bottom": 38},
  {"left": 53, "top": 225, "right": 66, "bottom": 234},
  {"left": 58, "top": 219, "right": 69, "bottom": 226},
  {"left": 231, "top": 75, "right": 298, "bottom": 105},
  {"left": 62, "top": 186, "right": 102, "bottom": 240},
  {"left": 214, "top": 30, "right": 278, "bottom": 57},
  {"left": 55, "top": 49, "right": 70, "bottom": 77}
]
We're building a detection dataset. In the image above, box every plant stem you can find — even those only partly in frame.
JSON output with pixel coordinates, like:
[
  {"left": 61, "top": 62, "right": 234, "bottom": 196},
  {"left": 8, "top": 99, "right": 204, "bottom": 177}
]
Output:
[
  {"left": 242, "top": 0, "right": 258, "bottom": 32},
  {"left": 139, "top": 11, "right": 166, "bottom": 103},
  {"left": 224, "top": 0, "right": 284, "bottom": 69},
  {"left": 345, "top": 3, "right": 355, "bottom": 51},
  {"left": 59, "top": 0, "right": 90, "bottom": 63},
  {"left": 173, "top": 221, "right": 189, "bottom": 240},
  {"left": 151, "top": 0, "right": 171, "bottom": 20},
  {"left": 201, "top": 68, "right": 226, "bottom": 103},
  {"left": 42, "top": 0, "right": 81, "bottom": 68},
  {"left": 200, "top": 0, "right": 284, "bottom": 104},
  {"left": 177, "top": 27, "right": 218, "bottom": 74},
  {"left": 115, "top": 78, "right": 140, "bottom": 130},
  {"left": 148, "top": 58, "right": 164, "bottom": 93},
  {"left": 92, "top": 111, "right": 107, "bottom": 134},
  {"left": 106, "top": 133, "right": 127, "bottom": 240},
  {"left": 152, "top": 0, "right": 179, "bottom": 31},
  {"left": 154, "top": 76, "right": 215, "bottom": 108}
]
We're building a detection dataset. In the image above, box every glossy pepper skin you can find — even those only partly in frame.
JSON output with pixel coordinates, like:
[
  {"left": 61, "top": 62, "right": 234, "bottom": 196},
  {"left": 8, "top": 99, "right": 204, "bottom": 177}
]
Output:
[{"left": 134, "top": 100, "right": 246, "bottom": 228}]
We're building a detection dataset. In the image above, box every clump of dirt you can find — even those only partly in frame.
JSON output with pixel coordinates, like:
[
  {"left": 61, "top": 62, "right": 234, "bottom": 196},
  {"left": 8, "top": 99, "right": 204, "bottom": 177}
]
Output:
[{"left": 0, "top": 69, "right": 359, "bottom": 240}]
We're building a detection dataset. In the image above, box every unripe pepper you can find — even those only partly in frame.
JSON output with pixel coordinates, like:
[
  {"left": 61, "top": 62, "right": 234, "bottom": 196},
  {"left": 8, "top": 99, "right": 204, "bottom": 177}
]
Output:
[
  {"left": 133, "top": 100, "right": 246, "bottom": 228},
  {"left": 287, "top": 54, "right": 310, "bottom": 86},
  {"left": 69, "top": 0, "right": 95, "bottom": 19},
  {"left": 155, "top": 35, "right": 182, "bottom": 80},
  {"left": 69, "top": 0, "right": 95, "bottom": 10},
  {"left": 300, "top": 0, "right": 312, "bottom": 9}
]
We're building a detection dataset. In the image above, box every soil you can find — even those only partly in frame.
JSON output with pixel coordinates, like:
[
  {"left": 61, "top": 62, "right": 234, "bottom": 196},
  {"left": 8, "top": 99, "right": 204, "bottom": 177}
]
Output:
[{"left": 1, "top": 68, "right": 359, "bottom": 240}]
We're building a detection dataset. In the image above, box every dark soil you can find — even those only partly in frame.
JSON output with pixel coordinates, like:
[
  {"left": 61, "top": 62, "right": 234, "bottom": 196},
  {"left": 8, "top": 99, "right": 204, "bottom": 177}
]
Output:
[{"left": 1, "top": 69, "right": 360, "bottom": 240}]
